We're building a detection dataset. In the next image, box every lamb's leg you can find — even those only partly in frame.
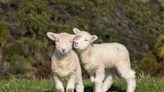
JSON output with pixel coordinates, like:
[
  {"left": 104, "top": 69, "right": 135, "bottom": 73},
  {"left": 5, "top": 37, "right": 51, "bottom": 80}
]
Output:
[
  {"left": 117, "top": 66, "right": 136, "bottom": 92},
  {"left": 52, "top": 72, "right": 64, "bottom": 92},
  {"left": 75, "top": 72, "right": 84, "bottom": 92},
  {"left": 126, "top": 69, "right": 136, "bottom": 92},
  {"left": 66, "top": 75, "right": 76, "bottom": 92},
  {"left": 89, "top": 73, "right": 96, "bottom": 92},
  {"left": 102, "top": 68, "right": 115, "bottom": 92},
  {"left": 94, "top": 69, "right": 105, "bottom": 92},
  {"left": 75, "top": 78, "right": 84, "bottom": 92}
]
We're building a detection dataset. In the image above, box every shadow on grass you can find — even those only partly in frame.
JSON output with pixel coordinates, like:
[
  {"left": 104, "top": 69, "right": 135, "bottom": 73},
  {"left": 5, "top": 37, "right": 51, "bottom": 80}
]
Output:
[
  {"left": 84, "top": 85, "right": 126, "bottom": 92},
  {"left": 108, "top": 85, "right": 126, "bottom": 92},
  {"left": 43, "top": 85, "right": 126, "bottom": 92}
]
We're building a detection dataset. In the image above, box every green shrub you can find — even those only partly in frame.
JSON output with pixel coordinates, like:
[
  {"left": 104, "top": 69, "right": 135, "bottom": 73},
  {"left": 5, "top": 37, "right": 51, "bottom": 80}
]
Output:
[
  {"left": 52, "top": 10, "right": 59, "bottom": 21},
  {"left": 0, "top": 0, "right": 10, "bottom": 3},
  {"left": 153, "top": 22, "right": 163, "bottom": 33},
  {"left": 10, "top": 54, "right": 35, "bottom": 79},
  {"left": 145, "top": 34, "right": 157, "bottom": 45},
  {"left": 0, "top": 62, "right": 10, "bottom": 80},
  {"left": 143, "top": 11, "right": 152, "bottom": 18},
  {"left": 2, "top": 42, "right": 25, "bottom": 61},
  {"left": 96, "top": 39, "right": 104, "bottom": 44},
  {"left": 0, "top": 21, "right": 11, "bottom": 48},
  {"left": 139, "top": 51, "right": 158, "bottom": 75},
  {"left": 156, "top": 35, "right": 164, "bottom": 58},
  {"left": 76, "top": 17, "right": 89, "bottom": 31},
  {"left": 131, "top": 60, "right": 140, "bottom": 75},
  {"left": 22, "top": 37, "right": 35, "bottom": 55},
  {"left": 140, "top": 0, "right": 150, "bottom": 3},
  {"left": 126, "top": 10, "right": 143, "bottom": 25},
  {"left": 15, "top": 0, "right": 51, "bottom": 37},
  {"left": 118, "top": 37, "right": 128, "bottom": 47},
  {"left": 27, "top": 55, "right": 34, "bottom": 64},
  {"left": 128, "top": 0, "right": 138, "bottom": 9},
  {"left": 158, "top": 0, "right": 164, "bottom": 7}
]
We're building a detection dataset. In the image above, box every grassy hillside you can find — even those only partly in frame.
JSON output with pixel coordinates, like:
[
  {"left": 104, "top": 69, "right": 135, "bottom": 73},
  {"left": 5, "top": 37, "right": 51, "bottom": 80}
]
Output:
[
  {"left": 1, "top": 0, "right": 164, "bottom": 79},
  {"left": 0, "top": 77, "right": 164, "bottom": 92}
]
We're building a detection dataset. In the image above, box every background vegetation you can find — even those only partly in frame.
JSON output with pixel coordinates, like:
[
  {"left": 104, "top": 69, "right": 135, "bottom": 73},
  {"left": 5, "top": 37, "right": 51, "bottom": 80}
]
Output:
[{"left": 0, "top": 0, "right": 164, "bottom": 80}]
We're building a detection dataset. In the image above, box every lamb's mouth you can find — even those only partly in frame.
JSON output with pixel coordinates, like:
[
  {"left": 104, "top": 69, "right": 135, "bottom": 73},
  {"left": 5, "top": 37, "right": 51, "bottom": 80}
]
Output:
[
  {"left": 61, "top": 52, "right": 66, "bottom": 54},
  {"left": 74, "top": 43, "right": 77, "bottom": 47},
  {"left": 61, "top": 51, "right": 67, "bottom": 54},
  {"left": 74, "top": 44, "right": 79, "bottom": 48}
]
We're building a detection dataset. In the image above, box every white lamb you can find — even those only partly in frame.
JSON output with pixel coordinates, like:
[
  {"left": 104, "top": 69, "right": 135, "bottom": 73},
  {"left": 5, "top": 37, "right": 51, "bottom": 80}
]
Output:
[
  {"left": 47, "top": 32, "right": 84, "bottom": 92},
  {"left": 73, "top": 28, "right": 136, "bottom": 92}
]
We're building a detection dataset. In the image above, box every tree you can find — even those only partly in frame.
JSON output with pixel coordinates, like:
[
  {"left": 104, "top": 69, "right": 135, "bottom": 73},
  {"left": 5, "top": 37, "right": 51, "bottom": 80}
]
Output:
[
  {"left": 106, "top": 28, "right": 117, "bottom": 42},
  {"left": 15, "top": 0, "right": 51, "bottom": 38}
]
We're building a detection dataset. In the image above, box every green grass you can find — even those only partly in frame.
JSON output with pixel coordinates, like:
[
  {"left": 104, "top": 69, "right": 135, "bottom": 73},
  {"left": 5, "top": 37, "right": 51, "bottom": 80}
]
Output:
[{"left": 0, "top": 77, "right": 164, "bottom": 92}]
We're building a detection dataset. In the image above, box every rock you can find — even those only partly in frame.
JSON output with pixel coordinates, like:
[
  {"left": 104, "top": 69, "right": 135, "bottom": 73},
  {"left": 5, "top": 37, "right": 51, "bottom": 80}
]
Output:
[{"left": 115, "top": 12, "right": 121, "bottom": 17}]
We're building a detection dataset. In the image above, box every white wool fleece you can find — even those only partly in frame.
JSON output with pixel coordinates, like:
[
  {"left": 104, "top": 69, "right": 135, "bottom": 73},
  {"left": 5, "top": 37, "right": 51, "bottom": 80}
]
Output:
[
  {"left": 47, "top": 32, "right": 84, "bottom": 92},
  {"left": 73, "top": 28, "right": 136, "bottom": 92}
]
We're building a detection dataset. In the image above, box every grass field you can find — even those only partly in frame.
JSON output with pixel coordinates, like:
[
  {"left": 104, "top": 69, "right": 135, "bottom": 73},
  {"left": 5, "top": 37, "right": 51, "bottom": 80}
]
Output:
[{"left": 0, "top": 77, "right": 164, "bottom": 92}]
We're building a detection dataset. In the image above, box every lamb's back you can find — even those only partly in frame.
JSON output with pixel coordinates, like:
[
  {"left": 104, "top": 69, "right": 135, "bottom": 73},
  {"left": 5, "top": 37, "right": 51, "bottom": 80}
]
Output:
[{"left": 93, "top": 42, "right": 129, "bottom": 68}]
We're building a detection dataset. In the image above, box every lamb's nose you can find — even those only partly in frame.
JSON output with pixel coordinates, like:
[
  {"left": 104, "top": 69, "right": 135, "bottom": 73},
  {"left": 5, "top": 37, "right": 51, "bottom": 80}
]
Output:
[
  {"left": 74, "top": 42, "right": 78, "bottom": 46},
  {"left": 62, "top": 49, "right": 66, "bottom": 52}
]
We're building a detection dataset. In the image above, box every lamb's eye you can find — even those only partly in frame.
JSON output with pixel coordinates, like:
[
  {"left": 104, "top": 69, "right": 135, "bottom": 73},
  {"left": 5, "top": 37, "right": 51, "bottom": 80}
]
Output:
[
  {"left": 69, "top": 41, "right": 72, "bottom": 43},
  {"left": 85, "top": 39, "right": 88, "bottom": 41},
  {"left": 56, "top": 40, "right": 59, "bottom": 42}
]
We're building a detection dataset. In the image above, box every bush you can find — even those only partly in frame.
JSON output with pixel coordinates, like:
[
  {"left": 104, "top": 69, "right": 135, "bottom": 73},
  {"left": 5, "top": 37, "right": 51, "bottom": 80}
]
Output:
[
  {"left": 35, "top": 61, "right": 52, "bottom": 79},
  {"left": 156, "top": 35, "right": 164, "bottom": 58},
  {"left": 126, "top": 10, "right": 143, "bottom": 24},
  {"left": 2, "top": 42, "right": 25, "bottom": 61},
  {"left": 0, "top": 62, "right": 10, "bottom": 80},
  {"left": 35, "top": 61, "right": 89, "bottom": 79},
  {"left": 139, "top": 51, "right": 158, "bottom": 75},
  {"left": 15, "top": 0, "right": 51, "bottom": 37},
  {"left": 0, "top": 21, "right": 11, "bottom": 48},
  {"left": 145, "top": 34, "right": 157, "bottom": 45},
  {"left": 152, "top": 60, "right": 164, "bottom": 76},
  {"left": 10, "top": 54, "right": 35, "bottom": 79}
]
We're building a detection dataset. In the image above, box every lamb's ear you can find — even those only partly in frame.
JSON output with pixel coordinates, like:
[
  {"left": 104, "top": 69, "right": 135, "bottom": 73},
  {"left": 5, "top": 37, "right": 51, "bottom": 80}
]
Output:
[
  {"left": 73, "top": 35, "right": 82, "bottom": 41},
  {"left": 73, "top": 28, "right": 80, "bottom": 34},
  {"left": 47, "top": 32, "right": 57, "bottom": 41},
  {"left": 91, "top": 35, "right": 98, "bottom": 42}
]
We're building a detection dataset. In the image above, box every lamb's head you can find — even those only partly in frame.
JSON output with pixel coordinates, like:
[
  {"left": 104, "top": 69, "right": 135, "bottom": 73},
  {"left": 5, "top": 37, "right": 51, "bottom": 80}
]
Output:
[
  {"left": 73, "top": 28, "right": 98, "bottom": 50},
  {"left": 47, "top": 32, "right": 81, "bottom": 54}
]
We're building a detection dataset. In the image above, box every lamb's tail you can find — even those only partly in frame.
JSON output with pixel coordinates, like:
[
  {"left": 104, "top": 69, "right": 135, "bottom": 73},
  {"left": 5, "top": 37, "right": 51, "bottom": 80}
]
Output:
[{"left": 115, "top": 43, "right": 131, "bottom": 64}]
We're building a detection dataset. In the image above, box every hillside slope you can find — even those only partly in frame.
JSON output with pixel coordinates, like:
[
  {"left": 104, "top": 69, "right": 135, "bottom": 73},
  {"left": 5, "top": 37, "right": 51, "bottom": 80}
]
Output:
[{"left": 0, "top": 0, "right": 164, "bottom": 79}]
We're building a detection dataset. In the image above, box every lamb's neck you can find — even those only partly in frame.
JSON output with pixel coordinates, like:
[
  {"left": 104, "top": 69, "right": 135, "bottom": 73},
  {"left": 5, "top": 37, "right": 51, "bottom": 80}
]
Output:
[{"left": 79, "top": 45, "right": 95, "bottom": 61}]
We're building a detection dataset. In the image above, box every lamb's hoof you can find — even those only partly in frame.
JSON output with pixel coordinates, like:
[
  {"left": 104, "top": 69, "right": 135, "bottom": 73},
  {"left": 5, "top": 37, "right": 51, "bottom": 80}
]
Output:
[
  {"left": 57, "top": 88, "right": 63, "bottom": 92},
  {"left": 66, "top": 88, "right": 73, "bottom": 92}
]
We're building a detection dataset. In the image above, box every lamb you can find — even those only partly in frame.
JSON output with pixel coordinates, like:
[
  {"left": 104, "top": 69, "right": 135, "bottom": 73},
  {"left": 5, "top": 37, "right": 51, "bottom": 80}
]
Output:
[
  {"left": 73, "top": 28, "right": 136, "bottom": 92},
  {"left": 47, "top": 32, "right": 84, "bottom": 92}
]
